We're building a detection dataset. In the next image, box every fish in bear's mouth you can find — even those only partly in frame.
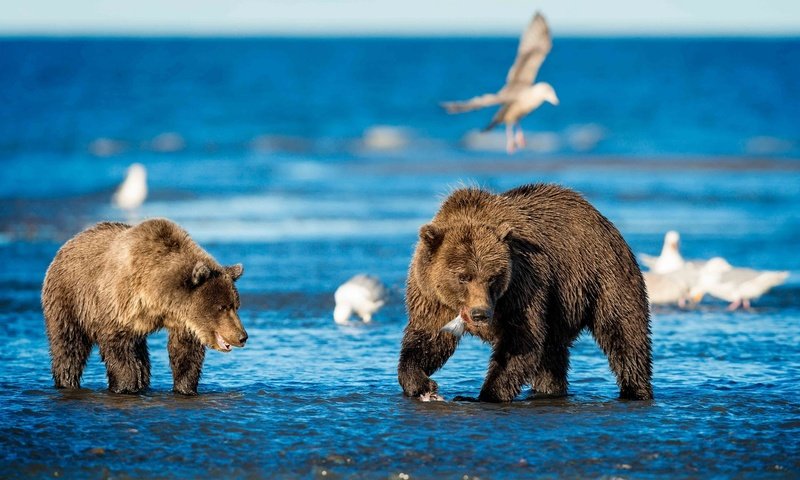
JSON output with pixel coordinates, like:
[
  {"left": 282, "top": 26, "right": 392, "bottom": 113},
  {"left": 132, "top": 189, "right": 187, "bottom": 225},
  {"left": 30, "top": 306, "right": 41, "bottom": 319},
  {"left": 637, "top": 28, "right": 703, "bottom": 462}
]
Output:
[
  {"left": 215, "top": 331, "right": 233, "bottom": 352},
  {"left": 439, "top": 307, "right": 475, "bottom": 338}
]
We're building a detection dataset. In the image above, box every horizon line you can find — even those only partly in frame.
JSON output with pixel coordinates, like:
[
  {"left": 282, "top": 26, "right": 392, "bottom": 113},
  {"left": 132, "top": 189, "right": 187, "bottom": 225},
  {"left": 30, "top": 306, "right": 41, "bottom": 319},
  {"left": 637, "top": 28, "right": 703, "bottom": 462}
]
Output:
[{"left": 1, "top": 28, "right": 799, "bottom": 39}]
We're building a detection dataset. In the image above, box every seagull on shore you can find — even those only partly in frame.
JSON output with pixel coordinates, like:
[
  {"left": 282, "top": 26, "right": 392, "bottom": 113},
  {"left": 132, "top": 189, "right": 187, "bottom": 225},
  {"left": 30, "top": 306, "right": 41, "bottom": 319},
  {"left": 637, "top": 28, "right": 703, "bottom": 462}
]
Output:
[
  {"left": 441, "top": 12, "right": 559, "bottom": 154},
  {"left": 640, "top": 231, "right": 685, "bottom": 274},
  {"left": 690, "top": 258, "right": 789, "bottom": 310},
  {"left": 334, "top": 275, "right": 387, "bottom": 324},
  {"left": 112, "top": 163, "right": 147, "bottom": 212}
]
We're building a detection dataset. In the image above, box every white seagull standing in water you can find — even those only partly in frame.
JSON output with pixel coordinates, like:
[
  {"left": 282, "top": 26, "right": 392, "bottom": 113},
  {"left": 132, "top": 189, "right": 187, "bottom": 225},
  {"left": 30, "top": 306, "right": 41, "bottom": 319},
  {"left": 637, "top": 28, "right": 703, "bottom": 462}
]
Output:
[
  {"left": 334, "top": 275, "right": 387, "bottom": 324},
  {"left": 644, "top": 270, "right": 695, "bottom": 307},
  {"left": 640, "top": 231, "right": 685, "bottom": 274},
  {"left": 441, "top": 12, "right": 559, "bottom": 154},
  {"left": 112, "top": 163, "right": 148, "bottom": 212},
  {"left": 690, "top": 258, "right": 789, "bottom": 310}
]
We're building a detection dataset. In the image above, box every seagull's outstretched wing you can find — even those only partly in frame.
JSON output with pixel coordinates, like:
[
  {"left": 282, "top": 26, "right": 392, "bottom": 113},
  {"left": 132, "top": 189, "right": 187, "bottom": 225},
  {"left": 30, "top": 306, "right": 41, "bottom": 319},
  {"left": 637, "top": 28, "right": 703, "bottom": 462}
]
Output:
[
  {"left": 441, "top": 93, "right": 506, "bottom": 114},
  {"left": 503, "top": 12, "right": 552, "bottom": 90},
  {"left": 483, "top": 103, "right": 510, "bottom": 131},
  {"left": 440, "top": 12, "right": 551, "bottom": 115}
]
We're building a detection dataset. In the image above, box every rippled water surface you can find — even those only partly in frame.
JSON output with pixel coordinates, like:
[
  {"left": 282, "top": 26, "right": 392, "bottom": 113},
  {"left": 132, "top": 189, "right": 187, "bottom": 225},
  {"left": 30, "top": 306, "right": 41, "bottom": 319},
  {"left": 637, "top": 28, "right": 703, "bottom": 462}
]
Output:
[{"left": 1, "top": 38, "right": 799, "bottom": 478}]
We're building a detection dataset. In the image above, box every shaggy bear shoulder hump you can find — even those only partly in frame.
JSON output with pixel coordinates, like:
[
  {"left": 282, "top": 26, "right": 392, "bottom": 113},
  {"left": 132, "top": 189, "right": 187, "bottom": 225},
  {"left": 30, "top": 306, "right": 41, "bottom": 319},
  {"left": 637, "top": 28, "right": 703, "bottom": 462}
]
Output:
[
  {"left": 502, "top": 183, "right": 584, "bottom": 202},
  {"left": 126, "top": 218, "right": 192, "bottom": 252},
  {"left": 436, "top": 188, "right": 500, "bottom": 218}
]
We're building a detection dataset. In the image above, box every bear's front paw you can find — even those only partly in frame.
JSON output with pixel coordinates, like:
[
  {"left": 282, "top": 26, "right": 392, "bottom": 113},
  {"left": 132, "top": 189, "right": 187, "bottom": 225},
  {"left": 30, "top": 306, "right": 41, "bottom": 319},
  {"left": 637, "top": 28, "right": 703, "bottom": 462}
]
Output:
[
  {"left": 399, "top": 370, "right": 439, "bottom": 398},
  {"left": 477, "top": 390, "right": 515, "bottom": 403},
  {"left": 452, "top": 395, "right": 479, "bottom": 402},
  {"left": 419, "top": 392, "right": 445, "bottom": 402},
  {"left": 620, "top": 384, "right": 653, "bottom": 401},
  {"left": 109, "top": 385, "right": 146, "bottom": 395},
  {"left": 173, "top": 386, "right": 198, "bottom": 396}
]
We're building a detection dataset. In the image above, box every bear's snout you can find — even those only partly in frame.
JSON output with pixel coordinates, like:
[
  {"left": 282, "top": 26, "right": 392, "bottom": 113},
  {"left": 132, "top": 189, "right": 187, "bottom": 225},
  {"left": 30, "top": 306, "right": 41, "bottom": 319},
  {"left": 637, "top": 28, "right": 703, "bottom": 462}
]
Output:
[
  {"left": 213, "top": 311, "right": 248, "bottom": 351},
  {"left": 223, "top": 321, "right": 247, "bottom": 347},
  {"left": 464, "top": 283, "right": 495, "bottom": 323}
]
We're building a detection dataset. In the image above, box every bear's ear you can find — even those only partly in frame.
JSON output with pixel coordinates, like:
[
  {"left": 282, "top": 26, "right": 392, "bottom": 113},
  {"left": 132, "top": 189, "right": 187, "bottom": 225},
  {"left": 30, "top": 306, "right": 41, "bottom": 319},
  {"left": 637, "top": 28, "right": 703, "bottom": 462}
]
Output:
[
  {"left": 496, "top": 223, "right": 513, "bottom": 242},
  {"left": 226, "top": 263, "right": 244, "bottom": 281},
  {"left": 191, "top": 261, "right": 211, "bottom": 287},
  {"left": 419, "top": 224, "right": 444, "bottom": 251}
]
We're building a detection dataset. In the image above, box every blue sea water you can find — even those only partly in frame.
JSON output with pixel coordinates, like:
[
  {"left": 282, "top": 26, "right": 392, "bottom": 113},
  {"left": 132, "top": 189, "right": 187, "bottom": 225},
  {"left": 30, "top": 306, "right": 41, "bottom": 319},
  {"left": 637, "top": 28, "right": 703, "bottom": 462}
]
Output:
[{"left": 0, "top": 37, "right": 799, "bottom": 478}]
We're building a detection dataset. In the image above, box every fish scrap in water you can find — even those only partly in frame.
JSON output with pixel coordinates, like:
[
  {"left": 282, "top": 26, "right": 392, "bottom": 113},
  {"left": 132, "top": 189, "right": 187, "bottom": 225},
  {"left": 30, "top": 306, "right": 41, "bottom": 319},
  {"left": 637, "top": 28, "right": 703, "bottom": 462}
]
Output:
[{"left": 440, "top": 314, "right": 466, "bottom": 338}]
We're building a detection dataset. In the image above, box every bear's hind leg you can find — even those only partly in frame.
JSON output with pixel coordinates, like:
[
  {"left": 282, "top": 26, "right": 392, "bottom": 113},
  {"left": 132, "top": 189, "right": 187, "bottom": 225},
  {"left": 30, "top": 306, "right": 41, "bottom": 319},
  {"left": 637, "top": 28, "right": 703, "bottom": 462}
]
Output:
[
  {"left": 168, "top": 329, "right": 205, "bottom": 395},
  {"left": 533, "top": 342, "right": 569, "bottom": 398},
  {"left": 99, "top": 335, "right": 151, "bottom": 394},
  {"left": 590, "top": 306, "right": 653, "bottom": 400},
  {"left": 46, "top": 315, "right": 92, "bottom": 389}
]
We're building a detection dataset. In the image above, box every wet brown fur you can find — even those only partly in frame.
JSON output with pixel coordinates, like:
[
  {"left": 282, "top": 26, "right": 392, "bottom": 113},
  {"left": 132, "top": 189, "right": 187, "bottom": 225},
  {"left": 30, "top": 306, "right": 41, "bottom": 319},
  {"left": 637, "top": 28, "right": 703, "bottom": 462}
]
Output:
[
  {"left": 399, "top": 184, "right": 653, "bottom": 402},
  {"left": 42, "top": 218, "right": 246, "bottom": 395}
]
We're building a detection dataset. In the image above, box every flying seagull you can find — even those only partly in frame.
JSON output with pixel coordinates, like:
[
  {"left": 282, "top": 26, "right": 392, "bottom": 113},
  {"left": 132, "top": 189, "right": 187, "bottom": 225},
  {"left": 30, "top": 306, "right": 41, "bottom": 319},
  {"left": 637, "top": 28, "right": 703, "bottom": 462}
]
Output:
[{"left": 441, "top": 12, "right": 559, "bottom": 154}]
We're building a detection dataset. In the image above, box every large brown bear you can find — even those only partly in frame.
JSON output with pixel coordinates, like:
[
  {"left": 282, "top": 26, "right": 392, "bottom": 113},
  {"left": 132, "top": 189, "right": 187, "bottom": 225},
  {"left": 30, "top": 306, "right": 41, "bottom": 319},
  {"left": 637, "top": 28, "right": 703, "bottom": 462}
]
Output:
[
  {"left": 42, "top": 219, "right": 248, "bottom": 395},
  {"left": 398, "top": 184, "right": 653, "bottom": 402}
]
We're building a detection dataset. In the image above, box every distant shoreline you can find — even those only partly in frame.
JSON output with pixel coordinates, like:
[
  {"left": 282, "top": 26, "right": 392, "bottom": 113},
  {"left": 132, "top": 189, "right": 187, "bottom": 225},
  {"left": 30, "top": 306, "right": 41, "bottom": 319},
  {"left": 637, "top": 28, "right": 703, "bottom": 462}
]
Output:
[
  {"left": 360, "top": 155, "right": 800, "bottom": 175},
  {"left": 0, "top": 34, "right": 798, "bottom": 41}
]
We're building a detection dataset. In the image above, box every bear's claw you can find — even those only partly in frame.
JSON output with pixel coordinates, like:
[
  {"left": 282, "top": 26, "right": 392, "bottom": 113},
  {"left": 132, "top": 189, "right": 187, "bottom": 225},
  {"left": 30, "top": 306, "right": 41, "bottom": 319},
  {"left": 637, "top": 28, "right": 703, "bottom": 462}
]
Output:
[{"left": 418, "top": 392, "right": 445, "bottom": 402}]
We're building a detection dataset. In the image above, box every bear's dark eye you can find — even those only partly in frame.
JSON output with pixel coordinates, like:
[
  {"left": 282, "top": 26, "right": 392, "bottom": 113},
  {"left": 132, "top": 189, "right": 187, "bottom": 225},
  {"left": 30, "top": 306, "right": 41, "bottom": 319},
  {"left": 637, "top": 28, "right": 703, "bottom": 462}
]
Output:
[
  {"left": 458, "top": 273, "right": 472, "bottom": 284},
  {"left": 218, "top": 305, "right": 226, "bottom": 312}
]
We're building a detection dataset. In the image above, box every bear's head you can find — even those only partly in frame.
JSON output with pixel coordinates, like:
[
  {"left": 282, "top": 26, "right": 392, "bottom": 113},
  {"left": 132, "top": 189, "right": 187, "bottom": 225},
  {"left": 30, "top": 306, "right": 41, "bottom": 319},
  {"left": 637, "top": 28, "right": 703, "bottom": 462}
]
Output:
[
  {"left": 184, "top": 261, "right": 247, "bottom": 352},
  {"left": 415, "top": 222, "right": 513, "bottom": 326}
]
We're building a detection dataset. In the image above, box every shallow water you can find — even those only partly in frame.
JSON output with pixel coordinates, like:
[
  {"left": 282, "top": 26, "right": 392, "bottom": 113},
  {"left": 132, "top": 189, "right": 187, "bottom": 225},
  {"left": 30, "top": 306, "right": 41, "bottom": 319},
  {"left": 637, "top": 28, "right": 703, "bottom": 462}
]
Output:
[
  {"left": 2, "top": 159, "right": 799, "bottom": 478},
  {"left": 1, "top": 38, "right": 800, "bottom": 478}
]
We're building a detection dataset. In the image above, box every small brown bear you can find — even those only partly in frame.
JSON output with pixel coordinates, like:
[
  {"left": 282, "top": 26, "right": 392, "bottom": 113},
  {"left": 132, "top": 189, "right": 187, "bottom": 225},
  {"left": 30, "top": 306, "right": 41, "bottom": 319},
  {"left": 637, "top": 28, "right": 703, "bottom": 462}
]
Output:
[
  {"left": 42, "top": 218, "right": 248, "bottom": 395},
  {"left": 399, "top": 184, "right": 653, "bottom": 402}
]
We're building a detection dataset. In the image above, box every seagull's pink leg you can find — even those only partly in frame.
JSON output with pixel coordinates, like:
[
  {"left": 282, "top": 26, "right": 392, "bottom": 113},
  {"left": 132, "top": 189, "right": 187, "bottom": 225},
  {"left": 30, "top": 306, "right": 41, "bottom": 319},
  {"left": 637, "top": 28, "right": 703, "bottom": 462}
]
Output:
[
  {"left": 743, "top": 299, "right": 751, "bottom": 309},
  {"left": 515, "top": 124, "right": 526, "bottom": 148},
  {"left": 506, "top": 124, "right": 515, "bottom": 154},
  {"left": 727, "top": 299, "right": 742, "bottom": 311}
]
